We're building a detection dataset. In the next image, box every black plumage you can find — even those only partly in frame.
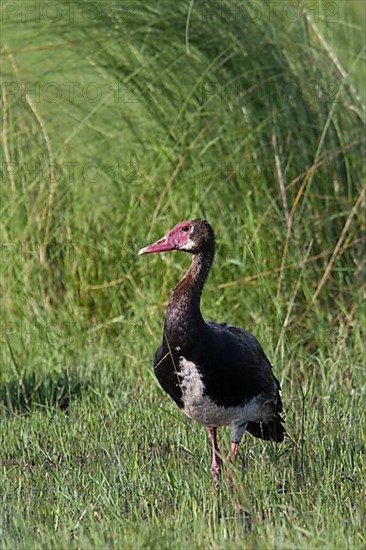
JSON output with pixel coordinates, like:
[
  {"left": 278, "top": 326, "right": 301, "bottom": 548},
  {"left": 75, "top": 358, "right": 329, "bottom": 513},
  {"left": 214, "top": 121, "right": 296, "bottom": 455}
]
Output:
[{"left": 140, "top": 219, "right": 285, "bottom": 479}]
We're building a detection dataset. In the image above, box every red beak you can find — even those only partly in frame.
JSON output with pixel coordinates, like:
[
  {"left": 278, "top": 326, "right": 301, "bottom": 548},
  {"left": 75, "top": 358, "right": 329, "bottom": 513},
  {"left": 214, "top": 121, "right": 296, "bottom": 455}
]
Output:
[{"left": 138, "top": 233, "right": 177, "bottom": 256}]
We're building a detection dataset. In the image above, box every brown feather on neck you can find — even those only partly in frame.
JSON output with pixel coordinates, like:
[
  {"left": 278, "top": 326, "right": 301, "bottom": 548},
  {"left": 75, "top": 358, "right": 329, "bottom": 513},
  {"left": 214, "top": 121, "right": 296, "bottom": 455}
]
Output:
[{"left": 165, "top": 249, "right": 214, "bottom": 331}]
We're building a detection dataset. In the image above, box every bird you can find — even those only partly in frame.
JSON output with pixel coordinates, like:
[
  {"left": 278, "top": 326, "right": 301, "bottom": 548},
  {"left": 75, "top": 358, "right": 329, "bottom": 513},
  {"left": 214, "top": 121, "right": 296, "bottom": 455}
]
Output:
[{"left": 139, "top": 219, "right": 285, "bottom": 480}]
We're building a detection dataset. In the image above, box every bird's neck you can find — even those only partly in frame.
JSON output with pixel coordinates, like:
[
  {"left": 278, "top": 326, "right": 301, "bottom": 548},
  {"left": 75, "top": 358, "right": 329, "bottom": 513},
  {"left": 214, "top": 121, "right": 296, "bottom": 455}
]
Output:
[{"left": 164, "top": 248, "right": 214, "bottom": 338}]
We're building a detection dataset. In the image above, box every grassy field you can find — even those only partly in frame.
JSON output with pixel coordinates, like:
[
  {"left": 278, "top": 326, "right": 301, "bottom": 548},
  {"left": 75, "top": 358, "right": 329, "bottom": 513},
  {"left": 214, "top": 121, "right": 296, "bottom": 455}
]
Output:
[{"left": 1, "top": 0, "right": 365, "bottom": 548}]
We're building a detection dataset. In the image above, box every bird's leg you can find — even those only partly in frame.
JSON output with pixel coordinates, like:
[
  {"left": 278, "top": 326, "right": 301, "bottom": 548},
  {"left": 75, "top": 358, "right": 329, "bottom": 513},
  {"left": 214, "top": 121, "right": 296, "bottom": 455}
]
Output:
[
  {"left": 226, "top": 441, "right": 239, "bottom": 489},
  {"left": 227, "top": 441, "right": 239, "bottom": 463},
  {"left": 208, "top": 427, "right": 222, "bottom": 481},
  {"left": 227, "top": 422, "right": 246, "bottom": 466}
]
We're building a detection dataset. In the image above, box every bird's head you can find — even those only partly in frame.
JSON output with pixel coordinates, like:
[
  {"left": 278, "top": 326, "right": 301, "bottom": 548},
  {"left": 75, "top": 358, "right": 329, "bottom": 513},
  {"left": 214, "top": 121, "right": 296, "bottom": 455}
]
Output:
[{"left": 139, "top": 219, "right": 215, "bottom": 256}]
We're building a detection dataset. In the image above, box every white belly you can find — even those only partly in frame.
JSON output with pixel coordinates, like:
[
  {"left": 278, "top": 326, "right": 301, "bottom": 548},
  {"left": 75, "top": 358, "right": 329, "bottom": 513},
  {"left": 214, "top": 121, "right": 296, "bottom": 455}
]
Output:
[{"left": 178, "top": 357, "right": 271, "bottom": 427}]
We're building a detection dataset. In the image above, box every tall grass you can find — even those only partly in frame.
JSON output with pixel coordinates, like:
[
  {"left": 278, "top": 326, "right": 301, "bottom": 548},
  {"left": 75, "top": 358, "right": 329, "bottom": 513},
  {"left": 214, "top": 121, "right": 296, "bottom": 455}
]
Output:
[{"left": 1, "top": 0, "right": 365, "bottom": 548}]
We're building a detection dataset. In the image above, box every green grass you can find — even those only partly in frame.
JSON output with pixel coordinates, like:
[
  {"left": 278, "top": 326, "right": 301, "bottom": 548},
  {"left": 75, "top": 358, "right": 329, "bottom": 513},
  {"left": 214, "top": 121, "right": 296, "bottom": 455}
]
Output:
[{"left": 1, "top": 0, "right": 365, "bottom": 548}]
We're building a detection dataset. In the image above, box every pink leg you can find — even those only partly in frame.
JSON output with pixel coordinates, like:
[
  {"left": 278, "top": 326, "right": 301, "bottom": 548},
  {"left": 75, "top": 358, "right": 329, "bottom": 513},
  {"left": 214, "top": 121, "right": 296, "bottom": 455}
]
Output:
[
  {"left": 226, "top": 442, "right": 239, "bottom": 488},
  {"left": 208, "top": 427, "right": 222, "bottom": 481},
  {"left": 227, "top": 441, "right": 239, "bottom": 462}
]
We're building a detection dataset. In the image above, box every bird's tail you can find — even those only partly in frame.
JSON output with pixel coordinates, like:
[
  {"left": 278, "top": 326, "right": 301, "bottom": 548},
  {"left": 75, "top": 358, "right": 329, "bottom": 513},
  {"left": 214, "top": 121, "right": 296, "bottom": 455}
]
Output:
[{"left": 246, "top": 414, "right": 285, "bottom": 442}]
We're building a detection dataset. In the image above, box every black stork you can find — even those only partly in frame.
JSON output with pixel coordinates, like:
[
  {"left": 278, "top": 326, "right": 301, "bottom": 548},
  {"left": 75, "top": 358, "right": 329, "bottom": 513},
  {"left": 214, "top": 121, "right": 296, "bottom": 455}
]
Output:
[{"left": 139, "top": 219, "right": 285, "bottom": 480}]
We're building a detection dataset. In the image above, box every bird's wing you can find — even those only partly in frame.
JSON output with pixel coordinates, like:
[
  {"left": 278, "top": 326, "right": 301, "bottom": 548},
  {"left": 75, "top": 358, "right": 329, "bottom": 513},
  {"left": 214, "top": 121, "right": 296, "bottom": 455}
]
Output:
[
  {"left": 154, "top": 341, "right": 164, "bottom": 367},
  {"left": 206, "top": 320, "right": 268, "bottom": 360},
  {"left": 206, "top": 323, "right": 285, "bottom": 440},
  {"left": 205, "top": 320, "right": 283, "bottom": 404}
]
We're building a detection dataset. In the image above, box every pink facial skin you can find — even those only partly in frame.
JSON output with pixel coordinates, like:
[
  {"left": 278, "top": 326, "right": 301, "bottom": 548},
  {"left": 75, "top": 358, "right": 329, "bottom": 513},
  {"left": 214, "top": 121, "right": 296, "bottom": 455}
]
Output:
[{"left": 139, "top": 221, "right": 192, "bottom": 256}]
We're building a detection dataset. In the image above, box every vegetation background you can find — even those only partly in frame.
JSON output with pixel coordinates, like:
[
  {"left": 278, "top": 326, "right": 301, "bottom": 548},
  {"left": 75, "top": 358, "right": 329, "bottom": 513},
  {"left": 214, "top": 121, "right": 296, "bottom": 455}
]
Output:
[{"left": 1, "top": 0, "right": 365, "bottom": 548}]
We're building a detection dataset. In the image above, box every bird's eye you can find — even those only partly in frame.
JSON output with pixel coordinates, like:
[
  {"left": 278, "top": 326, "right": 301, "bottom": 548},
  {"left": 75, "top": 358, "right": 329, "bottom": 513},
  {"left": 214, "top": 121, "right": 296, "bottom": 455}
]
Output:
[{"left": 182, "top": 226, "right": 189, "bottom": 232}]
